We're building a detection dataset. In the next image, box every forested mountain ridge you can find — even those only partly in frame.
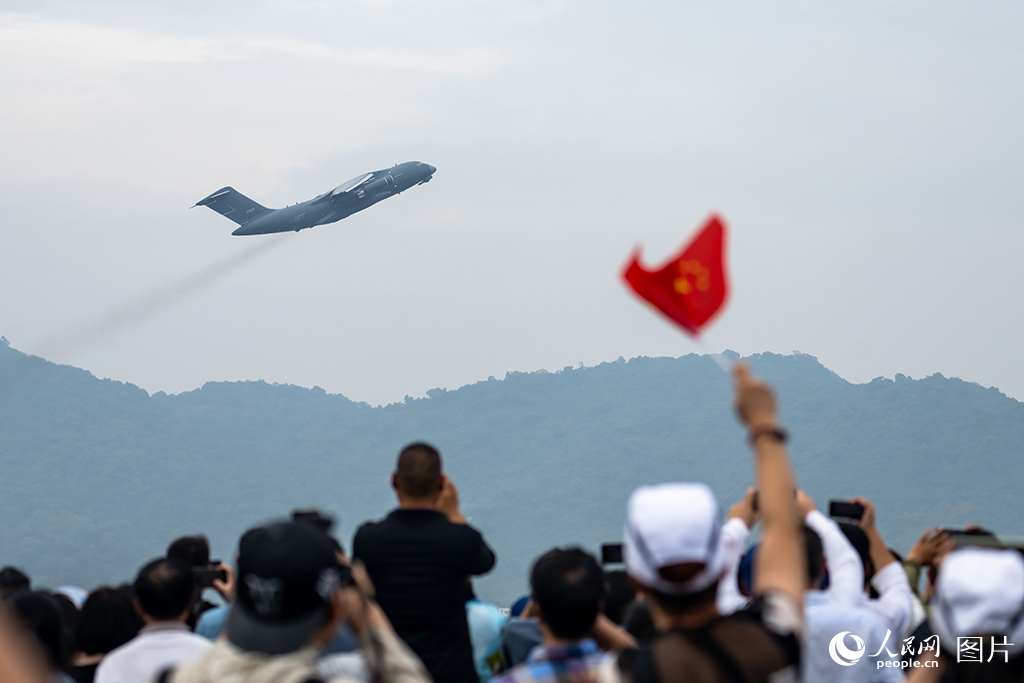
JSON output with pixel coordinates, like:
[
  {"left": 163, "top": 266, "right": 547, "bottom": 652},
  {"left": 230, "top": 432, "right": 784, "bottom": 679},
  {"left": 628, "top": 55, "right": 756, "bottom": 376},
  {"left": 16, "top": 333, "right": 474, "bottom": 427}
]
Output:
[{"left": 1, "top": 338, "right": 1022, "bottom": 604}]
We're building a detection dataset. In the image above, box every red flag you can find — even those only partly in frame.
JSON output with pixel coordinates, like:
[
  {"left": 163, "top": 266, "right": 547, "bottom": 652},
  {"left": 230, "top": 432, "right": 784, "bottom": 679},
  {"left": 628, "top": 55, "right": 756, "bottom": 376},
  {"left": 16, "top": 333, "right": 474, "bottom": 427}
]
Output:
[{"left": 622, "top": 215, "right": 729, "bottom": 336}]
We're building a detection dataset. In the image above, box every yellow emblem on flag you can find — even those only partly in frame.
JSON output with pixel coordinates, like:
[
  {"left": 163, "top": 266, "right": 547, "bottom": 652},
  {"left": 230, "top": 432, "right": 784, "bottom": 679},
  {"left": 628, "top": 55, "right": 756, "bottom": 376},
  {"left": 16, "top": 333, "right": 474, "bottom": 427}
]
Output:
[{"left": 674, "top": 259, "right": 711, "bottom": 295}]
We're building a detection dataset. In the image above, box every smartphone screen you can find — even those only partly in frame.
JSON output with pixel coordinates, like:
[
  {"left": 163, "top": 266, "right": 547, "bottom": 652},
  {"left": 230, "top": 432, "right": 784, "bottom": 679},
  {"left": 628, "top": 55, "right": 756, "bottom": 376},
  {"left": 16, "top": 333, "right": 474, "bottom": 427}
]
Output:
[
  {"left": 193, "top": 565, "right": 228, "bottom": 589},
  {"left": 601, "top": 543, "right": 624, "bottom": 565},
  {"left": 829, "top": 501, "right": 865, "bottom": 521}
]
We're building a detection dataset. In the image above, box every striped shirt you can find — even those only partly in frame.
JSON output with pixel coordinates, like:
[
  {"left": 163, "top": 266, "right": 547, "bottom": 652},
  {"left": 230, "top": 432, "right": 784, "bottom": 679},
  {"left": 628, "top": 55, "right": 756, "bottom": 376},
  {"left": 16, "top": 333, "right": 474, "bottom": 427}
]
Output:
[{"left": 494, "top": 639, "right": 607, "bottom": 683}]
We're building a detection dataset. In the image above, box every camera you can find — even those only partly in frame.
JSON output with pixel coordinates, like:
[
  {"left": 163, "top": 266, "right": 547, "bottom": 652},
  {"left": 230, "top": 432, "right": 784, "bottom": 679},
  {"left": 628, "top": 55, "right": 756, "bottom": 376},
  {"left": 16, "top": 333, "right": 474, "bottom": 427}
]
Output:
[
  {"left": 192, "top": 561, "right": 228, "bottom": 589},
  {"left": 291, "top": 508, "right": 335, "bottom": 534}
]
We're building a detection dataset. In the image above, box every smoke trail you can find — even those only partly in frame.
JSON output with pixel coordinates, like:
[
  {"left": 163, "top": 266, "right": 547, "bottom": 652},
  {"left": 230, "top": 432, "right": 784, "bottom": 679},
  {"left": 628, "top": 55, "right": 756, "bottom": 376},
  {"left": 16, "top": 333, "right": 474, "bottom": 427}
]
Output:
[{"left": 35, "top": 235, "right": 290, "bottom": 358}]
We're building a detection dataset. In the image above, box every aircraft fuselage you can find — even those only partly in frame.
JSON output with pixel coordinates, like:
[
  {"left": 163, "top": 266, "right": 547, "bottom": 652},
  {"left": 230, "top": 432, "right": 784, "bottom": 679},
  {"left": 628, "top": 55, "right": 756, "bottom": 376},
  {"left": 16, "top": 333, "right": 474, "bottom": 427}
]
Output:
[{"left": 194, "top": 161, "right": 436, "bottom": 236}]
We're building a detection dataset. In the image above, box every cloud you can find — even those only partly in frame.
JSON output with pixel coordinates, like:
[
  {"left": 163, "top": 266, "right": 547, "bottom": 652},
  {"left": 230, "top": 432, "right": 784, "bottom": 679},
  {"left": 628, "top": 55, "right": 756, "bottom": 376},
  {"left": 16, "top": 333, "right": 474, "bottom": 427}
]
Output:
[
  {"left": 0, "top": 15, "right": 227, "bottom": 70},
  {"left": 0, "top": 14, "right": 500, "bottom": 75}
]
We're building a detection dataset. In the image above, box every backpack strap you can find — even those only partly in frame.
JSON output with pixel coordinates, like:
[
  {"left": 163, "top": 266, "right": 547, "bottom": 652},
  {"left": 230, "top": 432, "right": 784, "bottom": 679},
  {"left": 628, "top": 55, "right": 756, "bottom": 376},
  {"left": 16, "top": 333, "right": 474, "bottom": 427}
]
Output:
[
  {"left": 618, "top": 624, "right": 749, "bottom": 683},
  {"left": 155, "top": 666, "right": 324, "bottom": 683},
  {"left": 687, "top": 626, "right": 749, "bottom": 683}
]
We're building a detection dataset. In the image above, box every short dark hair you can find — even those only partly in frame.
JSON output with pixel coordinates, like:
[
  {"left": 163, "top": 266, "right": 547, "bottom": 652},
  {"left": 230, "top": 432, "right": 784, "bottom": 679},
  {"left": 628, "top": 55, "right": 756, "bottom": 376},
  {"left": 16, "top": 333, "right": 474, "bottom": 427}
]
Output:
[
  {"left": 75, "top": 587, "right": 143, "bottom": 655},
  {"left": 9, "top": 591, "right": 67, "bottom": 670},
  {"left": 134, "top": 558, "right": 196, "bottom": 620},
  {"left": 0, "top": 566, "right": 31, "bottom": 599},
  {"left": 531, "top": 547, "right": 606, "bottom": 639},
  {"left": 395, "top": 442, "right": 442, "bottom": 499},
  {"left": 167, "top": 536, "right": 210, "bottom": 567},
  {"left": 804, "top": 525, "right": 824, "bottom": 584},
  {"left": 52, "top": 593, "right": 79, "bottom": 637},
  {"left": 647, "top": 581, "right": 720, "bottom": 615}
]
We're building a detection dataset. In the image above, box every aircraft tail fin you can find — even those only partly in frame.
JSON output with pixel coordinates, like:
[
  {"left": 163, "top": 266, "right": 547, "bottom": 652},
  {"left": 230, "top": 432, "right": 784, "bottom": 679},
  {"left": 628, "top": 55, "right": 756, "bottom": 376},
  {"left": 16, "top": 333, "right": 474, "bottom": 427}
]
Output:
[{"left": 193, "top": 187, "right": 271, "bottom": 225}]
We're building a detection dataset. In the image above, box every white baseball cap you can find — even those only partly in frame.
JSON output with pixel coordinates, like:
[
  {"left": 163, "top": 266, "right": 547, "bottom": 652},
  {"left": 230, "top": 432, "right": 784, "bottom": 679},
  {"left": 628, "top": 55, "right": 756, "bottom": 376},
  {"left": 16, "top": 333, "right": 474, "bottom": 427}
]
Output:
[
  {"left": 931, "top": 547, "right": 1024, "bottom": 657},
  {"left": 623, "top": 482, "right": 726, "bottom": 596}
]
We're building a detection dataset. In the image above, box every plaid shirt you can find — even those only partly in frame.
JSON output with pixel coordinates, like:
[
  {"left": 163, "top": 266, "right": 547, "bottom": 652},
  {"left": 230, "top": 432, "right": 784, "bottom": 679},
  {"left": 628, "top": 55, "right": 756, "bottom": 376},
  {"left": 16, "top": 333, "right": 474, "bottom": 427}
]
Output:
[{"left": 494, "top": 639, "right": 608, "bottom": 683}]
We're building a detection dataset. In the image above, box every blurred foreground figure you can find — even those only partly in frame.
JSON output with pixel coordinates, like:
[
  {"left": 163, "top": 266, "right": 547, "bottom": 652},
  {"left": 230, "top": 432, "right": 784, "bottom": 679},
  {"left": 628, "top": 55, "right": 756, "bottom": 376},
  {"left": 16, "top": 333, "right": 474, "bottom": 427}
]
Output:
[
  {"left": 596, "top": 362, "right": 805, "bottom": 682},
  {"left": 95, "top": 559, "right": 211, "bottom": 683},
  {"left": 0, "top": 603, "right": 48, "bottom": 683},
  {"left": 167, "top": 521, "right": 430, "bottom": 683},
  {"left": 354, "top": 442, "right": 496, "bottom": 683},
  {"left": 908, "top": 547, "right": 1024, "bottom": 682},
  {"left": 8, "top": 591, "right": 73, "bottom": 683}
]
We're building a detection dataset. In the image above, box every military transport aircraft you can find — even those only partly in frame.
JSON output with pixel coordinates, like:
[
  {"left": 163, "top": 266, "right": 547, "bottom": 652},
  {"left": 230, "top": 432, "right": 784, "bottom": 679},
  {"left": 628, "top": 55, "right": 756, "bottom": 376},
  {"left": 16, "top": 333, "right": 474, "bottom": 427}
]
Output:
[{"left": 193, "top": 161, "right": 436, "bottom": 235}]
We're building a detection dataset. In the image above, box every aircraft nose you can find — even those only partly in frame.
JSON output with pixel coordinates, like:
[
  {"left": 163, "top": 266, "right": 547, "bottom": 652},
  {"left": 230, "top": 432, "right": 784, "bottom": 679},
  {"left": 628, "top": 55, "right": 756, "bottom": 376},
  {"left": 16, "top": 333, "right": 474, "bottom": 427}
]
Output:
[{"left": 426, "top": 164, "right": 436, "bottom": 175}]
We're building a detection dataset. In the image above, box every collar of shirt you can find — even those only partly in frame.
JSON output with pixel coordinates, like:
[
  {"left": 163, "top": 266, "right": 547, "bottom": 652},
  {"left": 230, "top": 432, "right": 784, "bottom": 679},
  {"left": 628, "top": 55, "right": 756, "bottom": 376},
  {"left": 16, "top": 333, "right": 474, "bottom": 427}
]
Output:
[
  {"left": 526, "top": 639, "right": 600, "bottom": 664},
  {"left": 388, "top": 508, "right": 447, "bottom": 520},
  {"left": 138, "top": 621, "right": 191, "bottom": 635}
]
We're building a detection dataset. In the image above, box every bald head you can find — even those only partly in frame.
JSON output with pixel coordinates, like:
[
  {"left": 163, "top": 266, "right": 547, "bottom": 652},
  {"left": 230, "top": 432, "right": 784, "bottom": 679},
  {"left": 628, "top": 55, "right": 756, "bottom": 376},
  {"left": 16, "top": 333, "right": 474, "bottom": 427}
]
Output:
[{"left": 394, "top": 442, "right": 442, "bottom": 500}]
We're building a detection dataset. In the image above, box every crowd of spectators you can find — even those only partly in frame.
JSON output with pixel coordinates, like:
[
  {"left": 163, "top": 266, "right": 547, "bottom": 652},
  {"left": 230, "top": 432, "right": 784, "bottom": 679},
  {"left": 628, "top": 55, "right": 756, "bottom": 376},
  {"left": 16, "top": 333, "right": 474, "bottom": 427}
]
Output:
[{"left": 2, "top": 362, "right": 1021, "bottom": 682}]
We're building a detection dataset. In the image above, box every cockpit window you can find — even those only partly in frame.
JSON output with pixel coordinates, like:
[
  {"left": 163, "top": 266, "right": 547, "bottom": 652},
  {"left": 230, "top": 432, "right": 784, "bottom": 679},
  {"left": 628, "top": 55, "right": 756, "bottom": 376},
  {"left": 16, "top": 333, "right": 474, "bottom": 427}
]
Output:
[{"left": 331, "top": 173, "right": 373, "bottom": 196}]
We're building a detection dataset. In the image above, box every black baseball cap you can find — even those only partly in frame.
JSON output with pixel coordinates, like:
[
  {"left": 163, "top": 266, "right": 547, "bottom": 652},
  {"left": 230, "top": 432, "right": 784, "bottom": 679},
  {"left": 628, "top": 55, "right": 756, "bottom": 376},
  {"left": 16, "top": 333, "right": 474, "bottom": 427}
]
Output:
[{"left": 227, "top": 521, "right": 343, "bottom": 655}]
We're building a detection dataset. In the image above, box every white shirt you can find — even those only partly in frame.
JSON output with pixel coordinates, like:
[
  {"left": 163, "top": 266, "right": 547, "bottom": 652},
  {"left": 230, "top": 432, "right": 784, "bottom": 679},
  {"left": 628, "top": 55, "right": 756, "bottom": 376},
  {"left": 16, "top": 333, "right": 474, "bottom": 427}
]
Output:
[
  {"left": 804, "top": 591, "right": 904, "bottom": 683},
  {"left": 805, "top": 511, "right": 916, "bottom": 638},
  {"left": 805, "top": 511, "right": 866, "bottom": 605},
  {"left": 716, "top": 517, "right": 751, "bottom": 614},
  {"left": 864, "top": 562, "right": 916, "bottom": 639},
  {"left": 95, "top": 622, "right": 212, "bottom": 683},
  {"left": 717, "top": 512, "right": 872, "bottom": 615}
]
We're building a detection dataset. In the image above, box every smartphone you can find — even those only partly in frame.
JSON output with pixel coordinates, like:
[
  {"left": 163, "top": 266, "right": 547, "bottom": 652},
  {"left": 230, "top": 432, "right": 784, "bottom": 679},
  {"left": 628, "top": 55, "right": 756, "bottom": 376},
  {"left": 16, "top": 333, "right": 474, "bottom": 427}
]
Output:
[
  {"left": 338, "top": 563, "right": 354, "bottom": 588},
  {"left": 943, "top": 527, "right": 996, "bottom": 538},
  {"left": 829, "top": 501, "right": 865, "bottom": 521},
  {"left": 193, "top": 562, "right": 228, "bottom": 589},
  {"left": 949, "top": 534, "right": 1002, "bottom": 549},
  {"left": 601, "top": 543, "right": 624, "bottom": 565}
]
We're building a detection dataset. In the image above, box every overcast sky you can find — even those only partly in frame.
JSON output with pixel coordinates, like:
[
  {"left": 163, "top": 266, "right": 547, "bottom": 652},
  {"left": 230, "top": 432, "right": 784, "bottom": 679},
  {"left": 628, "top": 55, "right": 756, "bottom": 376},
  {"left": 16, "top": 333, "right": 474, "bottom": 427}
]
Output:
[{"left": 2, "top": 0, "right": 1023, "bottom": 406}]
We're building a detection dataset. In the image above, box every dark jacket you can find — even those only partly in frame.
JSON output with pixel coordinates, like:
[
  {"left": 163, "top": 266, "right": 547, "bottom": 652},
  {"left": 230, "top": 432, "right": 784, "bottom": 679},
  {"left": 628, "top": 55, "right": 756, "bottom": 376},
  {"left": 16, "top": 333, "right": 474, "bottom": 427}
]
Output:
[{"left": 353, "top": 509, "right": 496, "bottom": 683}]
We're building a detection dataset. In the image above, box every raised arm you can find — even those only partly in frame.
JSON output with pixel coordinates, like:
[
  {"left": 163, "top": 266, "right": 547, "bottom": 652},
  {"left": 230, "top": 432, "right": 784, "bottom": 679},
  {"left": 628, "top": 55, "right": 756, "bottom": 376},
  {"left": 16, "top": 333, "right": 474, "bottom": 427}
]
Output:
[
  {"left": 733, "top": 363, "right": 805, "bottom": 607},
  {"left": 904, "top": 528, "right": 952, "bottom": 599},
  {"left": 717, "top": 488, "right": 757, "bottom": 614},
  {"left": 436, "top": 475, "right": 496, "bottom": 574},
  {"left": 798, "top": 491, "right": 864, "bottom": 605},
  {"left": 854, "top": 497, "right": 914, "bottom": 637}
]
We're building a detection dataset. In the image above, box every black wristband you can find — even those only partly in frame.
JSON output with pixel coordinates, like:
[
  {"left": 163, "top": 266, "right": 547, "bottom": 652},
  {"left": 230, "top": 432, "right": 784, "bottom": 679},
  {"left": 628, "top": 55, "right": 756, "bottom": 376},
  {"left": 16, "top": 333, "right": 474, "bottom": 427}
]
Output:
[{"left": 749, "top": 425, "right": 788, "bottom": 446}]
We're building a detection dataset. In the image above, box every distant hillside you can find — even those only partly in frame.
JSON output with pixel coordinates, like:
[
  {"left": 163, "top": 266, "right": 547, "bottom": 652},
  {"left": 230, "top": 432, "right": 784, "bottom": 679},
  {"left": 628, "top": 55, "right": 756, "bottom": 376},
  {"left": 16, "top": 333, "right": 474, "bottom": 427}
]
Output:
[{"left": 2, "top": 338, "right": 1022, "bottom": 604}]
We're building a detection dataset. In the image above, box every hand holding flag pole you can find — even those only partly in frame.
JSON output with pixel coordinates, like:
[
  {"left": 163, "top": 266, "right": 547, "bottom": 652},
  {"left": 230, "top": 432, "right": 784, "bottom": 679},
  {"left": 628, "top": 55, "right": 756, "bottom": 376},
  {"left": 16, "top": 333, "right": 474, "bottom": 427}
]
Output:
[{"left": 621, "top": 214, "right": 733, "bottom": 372}]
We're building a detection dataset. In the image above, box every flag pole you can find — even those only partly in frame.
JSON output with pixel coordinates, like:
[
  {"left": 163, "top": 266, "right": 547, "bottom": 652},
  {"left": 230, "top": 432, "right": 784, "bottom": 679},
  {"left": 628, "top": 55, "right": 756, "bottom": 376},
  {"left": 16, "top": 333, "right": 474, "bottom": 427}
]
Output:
[{"left": 694, "top": 332, "right": 734, "bottom": 375}]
